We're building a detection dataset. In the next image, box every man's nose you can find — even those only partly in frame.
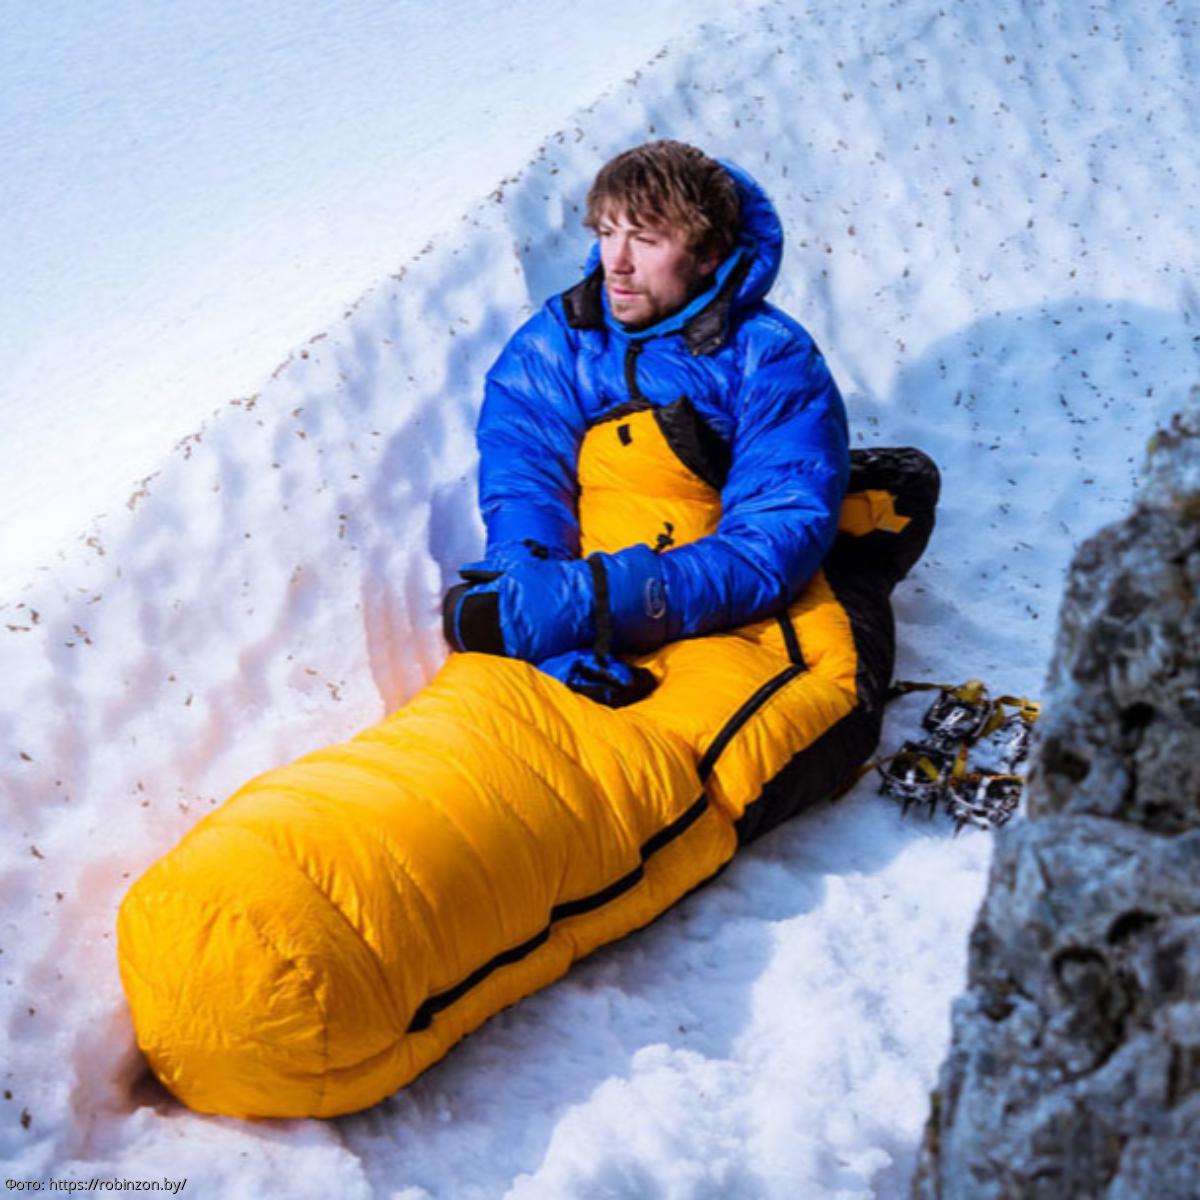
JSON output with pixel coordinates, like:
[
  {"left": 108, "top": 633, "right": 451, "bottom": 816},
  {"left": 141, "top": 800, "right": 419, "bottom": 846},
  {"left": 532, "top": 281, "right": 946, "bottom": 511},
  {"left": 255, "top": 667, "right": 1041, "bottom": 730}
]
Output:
[{"left": 610, "top": 239, "right": 633, "bottom": 273}]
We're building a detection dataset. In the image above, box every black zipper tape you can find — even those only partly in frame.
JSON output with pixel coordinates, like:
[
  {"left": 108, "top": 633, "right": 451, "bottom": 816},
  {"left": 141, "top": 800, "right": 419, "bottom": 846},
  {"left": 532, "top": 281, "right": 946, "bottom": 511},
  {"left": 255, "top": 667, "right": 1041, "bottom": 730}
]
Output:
[
  {"left": 777, "top": 612, "right": 804, "bottom": 668},
  {"left": 624, "top": 341, "right": 647, "bottom": 403},
  {"left": 697, "top": 664, "right": 805, "bottom": 783},
  {"left": 406, "top": 792, "right": 710, "bottom": 1033}
]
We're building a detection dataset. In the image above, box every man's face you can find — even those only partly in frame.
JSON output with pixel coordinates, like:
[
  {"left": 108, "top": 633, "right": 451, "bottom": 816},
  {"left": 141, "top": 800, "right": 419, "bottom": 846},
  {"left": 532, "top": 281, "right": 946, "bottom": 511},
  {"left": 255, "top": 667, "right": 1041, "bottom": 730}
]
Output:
[{"left": 597, "top": 210, "right": 719, "bottom": 330}]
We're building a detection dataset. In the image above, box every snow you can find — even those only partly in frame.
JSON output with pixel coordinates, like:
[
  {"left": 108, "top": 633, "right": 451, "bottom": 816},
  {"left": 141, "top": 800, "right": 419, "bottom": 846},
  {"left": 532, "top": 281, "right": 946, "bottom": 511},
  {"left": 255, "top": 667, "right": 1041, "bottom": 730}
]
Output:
[
  {"left": 0, "top": 0, "right": 733, "bottom": 598},
  {"left": 2, "top": 0, "right": 1198, "bottom": 1196}
]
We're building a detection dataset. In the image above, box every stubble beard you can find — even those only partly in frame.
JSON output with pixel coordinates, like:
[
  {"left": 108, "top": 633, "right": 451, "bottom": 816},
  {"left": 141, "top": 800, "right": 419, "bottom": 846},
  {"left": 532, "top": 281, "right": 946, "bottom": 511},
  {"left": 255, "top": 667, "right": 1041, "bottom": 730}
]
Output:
[{"left": 608, "top": 287, "right": 654, "bottom": 329}]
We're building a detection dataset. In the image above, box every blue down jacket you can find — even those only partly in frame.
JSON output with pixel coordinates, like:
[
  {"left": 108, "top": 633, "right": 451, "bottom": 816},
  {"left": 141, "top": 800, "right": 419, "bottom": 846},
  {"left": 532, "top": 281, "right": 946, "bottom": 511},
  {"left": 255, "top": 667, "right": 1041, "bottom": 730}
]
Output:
[{"left": 471, "top": 161, "right": 849, "bottom": 654}]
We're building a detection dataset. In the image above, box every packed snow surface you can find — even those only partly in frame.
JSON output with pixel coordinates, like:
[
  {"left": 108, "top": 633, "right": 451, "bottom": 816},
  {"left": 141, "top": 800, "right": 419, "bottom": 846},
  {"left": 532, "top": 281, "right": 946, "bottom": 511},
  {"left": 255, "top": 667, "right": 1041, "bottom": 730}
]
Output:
[{"left": 2, "top": 1, "right": 1198, "bottom": 1197}]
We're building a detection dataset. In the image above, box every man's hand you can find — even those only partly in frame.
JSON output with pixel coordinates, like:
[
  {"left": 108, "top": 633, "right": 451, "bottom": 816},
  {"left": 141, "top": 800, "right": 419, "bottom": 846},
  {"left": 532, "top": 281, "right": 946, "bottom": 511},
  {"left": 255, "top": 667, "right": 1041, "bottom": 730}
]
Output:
[
  {"left": 443, "top": 544, "right": 671, "bottom": 663},
  {"left": 537, "top": 649, "right": 657, "bottom": 707},
  {"left": 445, "top": 557, "right": 595, "bottom": 662}
]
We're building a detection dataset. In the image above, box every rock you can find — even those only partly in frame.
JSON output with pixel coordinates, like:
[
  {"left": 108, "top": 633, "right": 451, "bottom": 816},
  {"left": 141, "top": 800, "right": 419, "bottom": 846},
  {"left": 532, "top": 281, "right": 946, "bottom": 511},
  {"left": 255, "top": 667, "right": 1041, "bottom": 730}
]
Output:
[{"left": 912, "top": 388, "right": 1200, "bottom": 1200}]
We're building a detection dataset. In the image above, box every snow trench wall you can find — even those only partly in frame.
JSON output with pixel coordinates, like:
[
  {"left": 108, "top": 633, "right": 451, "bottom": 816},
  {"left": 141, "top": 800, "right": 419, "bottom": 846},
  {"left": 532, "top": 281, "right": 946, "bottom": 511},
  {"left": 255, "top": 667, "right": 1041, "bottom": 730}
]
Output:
[{"left": 912, "top": 389, "right": 1200, "bottom": 1200}]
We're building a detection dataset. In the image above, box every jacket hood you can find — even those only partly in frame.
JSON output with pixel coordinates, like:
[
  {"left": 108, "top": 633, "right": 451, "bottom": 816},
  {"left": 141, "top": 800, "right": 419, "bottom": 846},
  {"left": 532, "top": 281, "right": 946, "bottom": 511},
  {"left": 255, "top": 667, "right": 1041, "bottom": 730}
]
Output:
[{"left": 562, "top": 158, "right": 785, "bottom": 354}]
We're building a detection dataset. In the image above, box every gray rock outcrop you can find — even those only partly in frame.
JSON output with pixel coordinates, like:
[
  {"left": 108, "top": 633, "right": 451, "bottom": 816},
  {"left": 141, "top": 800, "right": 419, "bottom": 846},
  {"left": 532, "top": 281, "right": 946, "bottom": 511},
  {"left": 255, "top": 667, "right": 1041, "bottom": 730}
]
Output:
[{"left": 912, "top": 389, "right": 1200, "bottom": 1200}]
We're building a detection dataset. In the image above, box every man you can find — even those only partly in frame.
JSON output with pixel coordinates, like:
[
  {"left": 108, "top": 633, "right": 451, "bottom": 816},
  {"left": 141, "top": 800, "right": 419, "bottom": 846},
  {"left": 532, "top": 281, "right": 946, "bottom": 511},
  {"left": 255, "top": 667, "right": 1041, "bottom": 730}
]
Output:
[
  {"left": 446, "top": 140, "right": 849, "bottom": 703},
  {"left": 120, "top": 144, "right": 935, "bottom": 1122}
]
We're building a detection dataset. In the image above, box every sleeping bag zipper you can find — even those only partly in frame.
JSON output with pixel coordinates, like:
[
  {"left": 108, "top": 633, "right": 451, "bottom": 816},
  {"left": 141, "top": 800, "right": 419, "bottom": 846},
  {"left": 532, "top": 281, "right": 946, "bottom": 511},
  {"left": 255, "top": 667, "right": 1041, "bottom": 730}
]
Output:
[{"left": 697, "top": 664, "right": 806, "bottom": 783}]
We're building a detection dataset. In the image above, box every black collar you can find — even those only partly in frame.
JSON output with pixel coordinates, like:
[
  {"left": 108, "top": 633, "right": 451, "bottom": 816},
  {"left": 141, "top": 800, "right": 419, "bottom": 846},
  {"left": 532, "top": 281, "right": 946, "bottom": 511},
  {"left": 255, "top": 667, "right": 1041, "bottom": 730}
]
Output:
[{"left": 561, "top": 257, "right": 752, "bottom": 356}]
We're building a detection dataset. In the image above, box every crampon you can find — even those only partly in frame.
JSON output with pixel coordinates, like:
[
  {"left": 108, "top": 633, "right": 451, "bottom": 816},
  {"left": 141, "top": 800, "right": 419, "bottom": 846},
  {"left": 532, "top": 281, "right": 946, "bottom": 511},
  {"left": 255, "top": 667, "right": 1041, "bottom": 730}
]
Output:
[{"left": 875, "top": 680, "right": 1040, "bottom": 832}]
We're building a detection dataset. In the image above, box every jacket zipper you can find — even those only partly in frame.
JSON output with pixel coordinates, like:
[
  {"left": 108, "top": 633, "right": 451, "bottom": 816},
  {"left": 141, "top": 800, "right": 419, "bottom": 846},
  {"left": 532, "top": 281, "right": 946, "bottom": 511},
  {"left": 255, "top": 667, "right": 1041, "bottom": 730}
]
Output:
[{"left": 624, "top": 341, "right": 647, "bottom": 404}]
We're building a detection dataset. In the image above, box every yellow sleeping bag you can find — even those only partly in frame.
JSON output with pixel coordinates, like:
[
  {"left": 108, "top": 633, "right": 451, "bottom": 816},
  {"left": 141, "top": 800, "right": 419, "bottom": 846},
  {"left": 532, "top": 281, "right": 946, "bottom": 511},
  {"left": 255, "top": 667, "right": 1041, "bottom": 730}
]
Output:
[{"left": 118, "top": 409, "right": 938, "bottom": 1118}]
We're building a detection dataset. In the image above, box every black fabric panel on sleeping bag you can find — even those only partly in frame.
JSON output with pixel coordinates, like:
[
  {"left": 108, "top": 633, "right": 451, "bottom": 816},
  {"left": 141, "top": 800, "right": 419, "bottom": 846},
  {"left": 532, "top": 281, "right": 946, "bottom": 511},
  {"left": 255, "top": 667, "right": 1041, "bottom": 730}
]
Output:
[
  {"left": 735, "top": 703, "right": 882, "bottom": 845},
  {"left": 735, "top": 447, "right": 941, "bottom": 844}
]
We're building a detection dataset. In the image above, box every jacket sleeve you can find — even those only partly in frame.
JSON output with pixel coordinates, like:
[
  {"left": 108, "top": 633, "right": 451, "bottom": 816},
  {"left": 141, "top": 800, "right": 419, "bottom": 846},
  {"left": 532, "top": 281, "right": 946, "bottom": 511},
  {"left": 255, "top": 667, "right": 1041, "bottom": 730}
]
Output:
[
  {"left": 475, "top": 305, "right": 586, "bottom": 560},
  {"left": 656, "top": 328, "right": 849, "bottom": 640}
]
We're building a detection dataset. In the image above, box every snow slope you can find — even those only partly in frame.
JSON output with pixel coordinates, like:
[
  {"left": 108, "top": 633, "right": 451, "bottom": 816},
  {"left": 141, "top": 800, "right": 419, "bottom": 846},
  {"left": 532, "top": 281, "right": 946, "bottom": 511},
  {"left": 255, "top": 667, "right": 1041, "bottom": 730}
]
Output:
[
  {"left": 0, "top": 0, "right": 733, "bottom": 599},
  {"left": 3, "top": 1, "right": 1198, "bottom": 1196}
]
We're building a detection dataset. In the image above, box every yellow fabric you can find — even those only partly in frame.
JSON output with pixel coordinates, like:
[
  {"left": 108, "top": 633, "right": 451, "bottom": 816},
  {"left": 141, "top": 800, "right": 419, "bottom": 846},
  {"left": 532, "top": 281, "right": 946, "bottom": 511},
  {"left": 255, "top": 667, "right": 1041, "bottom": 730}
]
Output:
[
  {"left": 838, "top": 488, "right": 912, "bottom": 536},
  {"left": 120, "top": 656, "right": 733, "bottom": 1117},
  {"left": 578, "top": 408, "right": 722, "bottom": 554},
  {"left": 118, "top": 405, "right": 872, "bottom": 1119},
  {"left": 628, "top": 571, "right": 857, "bottom": 823}
]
